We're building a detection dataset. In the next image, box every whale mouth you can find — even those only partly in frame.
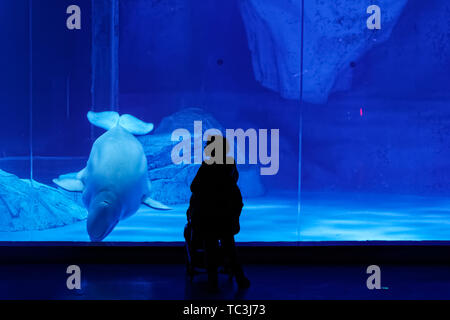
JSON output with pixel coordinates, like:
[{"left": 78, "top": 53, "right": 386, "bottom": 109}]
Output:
[
  {"left": 87, "top": 191, "right": 122, "bottom": 242},
  {"left": 88, "top": 219, "right": 119, "bottom": 242}
]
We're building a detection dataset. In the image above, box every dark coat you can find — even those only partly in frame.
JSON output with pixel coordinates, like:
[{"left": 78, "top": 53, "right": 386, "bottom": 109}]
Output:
[{"left": 188, "top": 162, "right": 243, "bottom": 236}]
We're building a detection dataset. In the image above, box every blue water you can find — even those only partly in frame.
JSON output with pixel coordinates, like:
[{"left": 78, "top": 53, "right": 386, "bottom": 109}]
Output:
[{"left": 1, "top": 191, "right": 449, "bottom": 242}]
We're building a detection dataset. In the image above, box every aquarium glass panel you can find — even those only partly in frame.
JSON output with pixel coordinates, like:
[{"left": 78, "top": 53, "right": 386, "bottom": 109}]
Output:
[
  {"left": 0, "top": 1, "right": 32, "bottom": 238},
  {"left": 118, "top": 0, "right": 302, "bottom": 242},
  {"left": 0, "top": 0, "right": 302, "bottom": 242},
  {"left": 299, "top": 0, "right": 450, "bottom": 240},
  {"left": 29, "top": 0, "right": 92, "bottom": 241},
  {"left": 2, "top": 0, "right": 449, "bottom": 243}
]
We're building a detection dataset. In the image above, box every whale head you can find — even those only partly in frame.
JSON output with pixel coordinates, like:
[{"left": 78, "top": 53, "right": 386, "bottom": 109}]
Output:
[{"left": 87, "top": 191, "right": 122, "bottom": 242}]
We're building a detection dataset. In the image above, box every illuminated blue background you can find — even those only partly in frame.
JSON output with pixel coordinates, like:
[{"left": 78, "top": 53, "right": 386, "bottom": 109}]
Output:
[{"left": 0, "top": 0, "right": 449, "bottom": 241}]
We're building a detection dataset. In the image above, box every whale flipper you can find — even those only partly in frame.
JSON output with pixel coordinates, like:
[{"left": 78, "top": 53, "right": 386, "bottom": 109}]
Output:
[
  {"left": 58, "top": 172, "right": 78, "bottom": 180},
  {"left": 119, "top": 114, "right": 154, "bottom": 135},
  {"left": 53, "top": 169, "right": 86, "bottom": 192},
  {"left": 87, "top": 111, "right": 120, "bottom": 131},
  {"left": 142, "top": 196, "right": 172, "bottom": 210},
  {"left": 53, "top": 177, "right": 84, "bottom": 192}
]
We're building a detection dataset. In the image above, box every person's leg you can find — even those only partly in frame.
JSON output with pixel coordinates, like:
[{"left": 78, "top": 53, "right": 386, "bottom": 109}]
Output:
[
  {"left": 221, "top": 235, "right": 250, "bottom": 289},
  {"left": 204, "top": 236, "right": 220, "bottom": 291}
]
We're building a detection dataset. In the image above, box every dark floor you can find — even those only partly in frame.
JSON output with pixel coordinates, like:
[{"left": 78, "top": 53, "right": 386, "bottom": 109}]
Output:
[{"left": 1, "top": 263, "right": 449, "bottom": 300}]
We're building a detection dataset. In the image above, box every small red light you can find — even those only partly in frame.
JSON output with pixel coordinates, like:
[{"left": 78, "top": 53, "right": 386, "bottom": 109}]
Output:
[{"left": 360, "top": 108, "right": 363, "bottom": 117}]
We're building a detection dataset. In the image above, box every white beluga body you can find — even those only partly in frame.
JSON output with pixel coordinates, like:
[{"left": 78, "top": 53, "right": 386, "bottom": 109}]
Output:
[{"left": 54, "top": 111, "right": 170, "bottom": 241}]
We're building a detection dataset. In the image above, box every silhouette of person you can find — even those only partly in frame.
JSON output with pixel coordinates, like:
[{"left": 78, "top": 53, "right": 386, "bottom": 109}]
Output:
[{"left": 188, "top": 135, "right": 250, "bottom": 291}]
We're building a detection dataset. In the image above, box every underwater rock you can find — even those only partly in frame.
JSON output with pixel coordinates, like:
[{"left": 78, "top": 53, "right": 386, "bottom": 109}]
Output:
[
  {"left": 154, "top": 107, "right": 224, "bottom": 135},
  {"left": 138, "top": 108, "right": 265, "bottom": 204},
  {"left": 239, "top": 0, "right": 408, "bottom": 103},
  {"left": 0, "top": 170, "right": 87, "bottom": 232},
  {"left": 239, "top": 0, "right": 301, "bottom": 101}
]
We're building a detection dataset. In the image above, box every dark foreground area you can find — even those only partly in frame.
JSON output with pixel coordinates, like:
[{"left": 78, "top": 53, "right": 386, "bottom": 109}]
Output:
[{"left": 1, "top": 263, "right": 450, "bottom": 300}]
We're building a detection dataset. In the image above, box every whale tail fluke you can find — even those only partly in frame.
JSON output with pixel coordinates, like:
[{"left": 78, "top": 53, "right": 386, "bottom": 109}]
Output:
[
  {"left": 119, "top": 114, "right": 154, "bottom": 135},
  {"left": 87, "top": 111, "right": 120, "bottom": 131},
  {"left": 87, "top": 111, "right": 154, "bottom": 135}
]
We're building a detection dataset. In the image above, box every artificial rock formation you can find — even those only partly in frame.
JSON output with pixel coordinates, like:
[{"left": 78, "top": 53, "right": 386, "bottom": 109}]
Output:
[
  {"left": 0, "top": 170, "right": 87, "bottom": 232},
  {"left": 239, "top": 0, "right": 408, "bottom": 103},
  {"left": 138, "top": 108, "right": 265, "bottom": 204}
]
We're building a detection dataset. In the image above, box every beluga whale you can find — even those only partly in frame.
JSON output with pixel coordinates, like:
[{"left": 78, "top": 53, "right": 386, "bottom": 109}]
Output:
[{"left": 54, "top": 111, "right": 171, "bottom": 241}]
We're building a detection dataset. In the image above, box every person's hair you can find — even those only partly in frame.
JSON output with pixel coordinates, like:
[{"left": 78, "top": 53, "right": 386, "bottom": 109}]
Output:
[{"left": 205, "top": 135, "right": 230, "bottom": 160}]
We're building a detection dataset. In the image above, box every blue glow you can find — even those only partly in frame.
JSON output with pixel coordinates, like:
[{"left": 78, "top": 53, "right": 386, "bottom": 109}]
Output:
[{"left": 0, "top": 0, "right": 450, "bottom": 241}]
